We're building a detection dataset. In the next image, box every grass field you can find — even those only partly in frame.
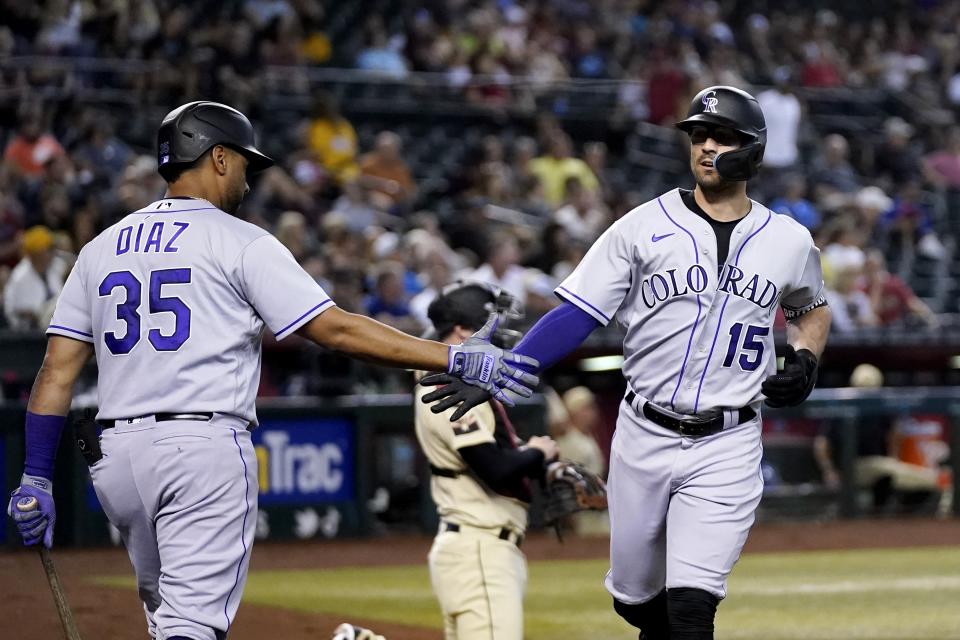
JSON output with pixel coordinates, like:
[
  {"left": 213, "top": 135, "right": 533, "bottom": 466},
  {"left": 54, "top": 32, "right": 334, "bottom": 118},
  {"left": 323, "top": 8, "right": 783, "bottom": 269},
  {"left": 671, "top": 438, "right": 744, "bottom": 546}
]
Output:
[{"left": 95, "top": 546, "right": 960, "bottom": 639}]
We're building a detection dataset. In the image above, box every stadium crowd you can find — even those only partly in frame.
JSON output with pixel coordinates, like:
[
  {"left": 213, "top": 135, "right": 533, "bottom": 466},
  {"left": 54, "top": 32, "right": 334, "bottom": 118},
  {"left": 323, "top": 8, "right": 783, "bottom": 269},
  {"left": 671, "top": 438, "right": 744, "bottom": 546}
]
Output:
[{"left": 1, "top": 0, "right": 957, "bottom": 382}]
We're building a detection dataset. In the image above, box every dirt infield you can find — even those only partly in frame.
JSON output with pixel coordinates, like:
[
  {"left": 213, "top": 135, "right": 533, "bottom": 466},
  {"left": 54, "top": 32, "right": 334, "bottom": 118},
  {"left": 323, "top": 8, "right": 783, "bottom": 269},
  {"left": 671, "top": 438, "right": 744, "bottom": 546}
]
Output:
[{"left": 2, "top": 518, "right": 958, "bottom": 640}]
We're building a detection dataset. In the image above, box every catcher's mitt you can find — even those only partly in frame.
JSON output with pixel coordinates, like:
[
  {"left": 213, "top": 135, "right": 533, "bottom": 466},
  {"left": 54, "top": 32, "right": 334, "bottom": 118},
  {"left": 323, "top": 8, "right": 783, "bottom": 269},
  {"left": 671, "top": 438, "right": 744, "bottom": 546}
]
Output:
[{"left": 541, "top": 460, "right": 608, "bottom": 527}]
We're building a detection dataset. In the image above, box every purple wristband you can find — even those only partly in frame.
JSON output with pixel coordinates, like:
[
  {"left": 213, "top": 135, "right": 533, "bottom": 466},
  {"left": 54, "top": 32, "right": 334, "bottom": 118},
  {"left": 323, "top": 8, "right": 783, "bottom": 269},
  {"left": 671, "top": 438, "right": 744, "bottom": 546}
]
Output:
[{"left": 24, "top": 412, "right": 66, "bottom": 480}]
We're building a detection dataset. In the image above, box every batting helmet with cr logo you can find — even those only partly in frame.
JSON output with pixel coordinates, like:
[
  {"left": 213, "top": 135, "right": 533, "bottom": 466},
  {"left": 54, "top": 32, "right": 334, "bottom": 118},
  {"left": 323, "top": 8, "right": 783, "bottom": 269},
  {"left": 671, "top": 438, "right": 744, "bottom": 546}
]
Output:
[
  {"left": 156, "top": 101, "right": 274, "bottom": 180},
  {"left": 675, "top": 85, "right": 767, "bottom": 181}
]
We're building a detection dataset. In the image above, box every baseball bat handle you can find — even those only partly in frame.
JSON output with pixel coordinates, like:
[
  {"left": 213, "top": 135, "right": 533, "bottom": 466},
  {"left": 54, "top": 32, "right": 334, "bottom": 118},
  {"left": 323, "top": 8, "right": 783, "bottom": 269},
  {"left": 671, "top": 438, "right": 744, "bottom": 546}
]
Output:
[{"left": 16, "top": 496, "right": 39, "bottom": 512}]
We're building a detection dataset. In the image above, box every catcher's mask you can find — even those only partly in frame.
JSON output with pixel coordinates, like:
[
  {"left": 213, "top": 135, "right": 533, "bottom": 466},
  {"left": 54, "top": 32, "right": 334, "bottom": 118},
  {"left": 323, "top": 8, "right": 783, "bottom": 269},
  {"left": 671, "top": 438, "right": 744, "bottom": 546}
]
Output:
[
  {"left": 425, "top": 280, "right": 524, "bottom": 348},
  {"left": 675, "top": 85, "right": 766, "bottom": 181}
]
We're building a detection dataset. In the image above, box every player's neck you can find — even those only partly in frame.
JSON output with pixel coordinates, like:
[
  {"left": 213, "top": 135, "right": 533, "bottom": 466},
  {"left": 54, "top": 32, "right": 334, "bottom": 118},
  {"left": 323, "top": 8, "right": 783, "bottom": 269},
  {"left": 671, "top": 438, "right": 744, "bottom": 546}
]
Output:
[
  {"left": 693, "top": 185, "right": 750, "bottom": 222},
  {"left": 164, "top": 177, "right": 222, "bottom": 209}
]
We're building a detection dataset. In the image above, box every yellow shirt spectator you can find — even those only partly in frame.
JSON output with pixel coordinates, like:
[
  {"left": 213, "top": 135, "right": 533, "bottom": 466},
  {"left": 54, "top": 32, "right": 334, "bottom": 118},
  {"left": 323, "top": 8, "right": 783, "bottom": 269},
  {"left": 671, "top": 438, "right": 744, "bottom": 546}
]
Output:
[
  {"left": 309, "top": 117, "right": 358, "bottom": 182},
  {"left": 528, "top": 155, "right": 599, "bottom": 206}
]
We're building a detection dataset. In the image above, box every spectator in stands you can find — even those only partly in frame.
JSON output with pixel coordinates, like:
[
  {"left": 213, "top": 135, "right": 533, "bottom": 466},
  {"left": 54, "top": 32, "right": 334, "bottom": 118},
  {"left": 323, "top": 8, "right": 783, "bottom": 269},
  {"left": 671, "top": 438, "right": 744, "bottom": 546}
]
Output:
[
  {"left": 0, "top": 187, "right": 23, "bottom": 268},
  {"left": 853, "top": 185, "right": 893, "bottom": 247},
  {"left": 821, "top": 218, "right": 867, "bottom": 285},
  {"left": 3, "top": 226, "right": 69, "bottom": 330},
  {"left": 561, "top": 387, "right": 607, "bottom": 479},
  {"left": 355, "top": 25, "right": 409, "bottom": 78},
  {"left": 364, "top": 262, "right": 421, "bottom": 334},
  {"left": 570, "top": 26, "right": 607, "bottom": 78},
  {"left": 329, "top": 180, "right": 395, "bottom": 232},
  {"left": 471, "top": 232, "right": 527, "bottom": 304},
  {"left": 583, "top": 141, "right": 611, "bottom": 203},
  {"left": 510, "top": 136, "right": 538, "bottom": 183},
  {"left": 881, "top": 180, "right": 946, "bottom": 261},
  {"left": 307, "top": 93, "right": 359, "bottom": 185},
  {"left": 528, "top": 131, "right": 598, "bottom": 207},
  {"left": 327, "top": 268, "right": 366, "bottom": 314},
  {"left": 825, "top": 263, "right": 877, "bottom": 332},
  {"left": 813, "top": 364, "right": 943, "bottom": 514},
  {"left": 757, "top": 67, "right": 802, "bottom": 178},
  {"left": 770, "top": 174, "right": 821, "bottom": 231},
  {"left": 359, "top": 131, "right": 417, "bottom": 212},
  {"left": 880, "top": 26, "right": 929, "bottom": 93},
  {"left": 646, "top": 50, "right": 686, "bottom": 126},
  {"left": 409, "top": 248, "right": 453, "bottom": 327},
  {"left": 800, "top": 40, "right": 843, "bottom": 88},
  {"left": 809, "top": 134, "right": 862, "bottom": 200},
  {"left": 3, "top": 112, "right": 65, "bottom": 178},
  {"left": 860, "top": 249, "right": 938, "bottom": 328},
  {"left": 274, "top": 210, "right": 314, "bottom": 264},
  {"left": 874, "top": 117, "right": 922, "bottom": 189},
  {"left": 553, "top": 177, "right": 610, "bottom": 242},
  {"left": 922, "top": 125, "right": 960, "bottom": 190},
  {"left": 72, "top": 118, "right": 131, "bottom": 189},
  {"left": 530, "top": 222, "right": 573, "bottom": 278},
  {"left": 545, "top": 386, "right": 608, "bottom": 536}
]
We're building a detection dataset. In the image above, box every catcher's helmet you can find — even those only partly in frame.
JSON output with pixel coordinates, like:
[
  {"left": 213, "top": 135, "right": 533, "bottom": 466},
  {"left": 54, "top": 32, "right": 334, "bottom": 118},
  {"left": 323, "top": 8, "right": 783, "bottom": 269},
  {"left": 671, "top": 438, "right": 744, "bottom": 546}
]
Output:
[
  {"left": 426, "top": 281, "right": 523, "bottom": 348},
  {"left": 675, "top": 86, "right": 766, "bottom": 181},
  {"left": 157, "top": 101, "right": 274, "bottom": 180}
]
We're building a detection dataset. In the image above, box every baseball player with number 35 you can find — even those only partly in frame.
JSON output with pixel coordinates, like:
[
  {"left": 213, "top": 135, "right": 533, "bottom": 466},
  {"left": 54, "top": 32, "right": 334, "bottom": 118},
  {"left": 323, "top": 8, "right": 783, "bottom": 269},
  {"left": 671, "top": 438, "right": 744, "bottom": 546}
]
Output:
[
  {"left": 424, "top": 86, "right": 832, "bottom": 639},
  {"left": 5, "top": 101, "right": 539, "bottom": 640}
]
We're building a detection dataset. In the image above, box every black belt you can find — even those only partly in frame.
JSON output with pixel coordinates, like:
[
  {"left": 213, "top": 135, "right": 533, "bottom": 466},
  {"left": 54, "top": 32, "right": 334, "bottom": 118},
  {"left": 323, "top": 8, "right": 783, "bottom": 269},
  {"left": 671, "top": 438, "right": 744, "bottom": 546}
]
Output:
[
  {"left": 625, "top": 391, "right": 755, "bottom": 438},
  {"left": 430, "top": 464, "right": 462, "bottom": 478},
  {"left": 442, "top": 521, "right": 523, "bottom": 547},
  {"left": 100, "top": 412, "right": 213, "bottom": 430}
]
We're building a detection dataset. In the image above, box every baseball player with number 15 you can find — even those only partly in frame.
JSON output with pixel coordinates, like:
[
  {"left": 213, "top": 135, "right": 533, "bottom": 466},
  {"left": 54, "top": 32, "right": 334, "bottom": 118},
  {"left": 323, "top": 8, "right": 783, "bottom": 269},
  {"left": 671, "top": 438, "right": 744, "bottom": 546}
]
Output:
[
  {"left": 5, "top": 101, "right": 539, "bottom": 640},
  {"left": 423, "top": 86, "right": 832, "bottom": 639}
]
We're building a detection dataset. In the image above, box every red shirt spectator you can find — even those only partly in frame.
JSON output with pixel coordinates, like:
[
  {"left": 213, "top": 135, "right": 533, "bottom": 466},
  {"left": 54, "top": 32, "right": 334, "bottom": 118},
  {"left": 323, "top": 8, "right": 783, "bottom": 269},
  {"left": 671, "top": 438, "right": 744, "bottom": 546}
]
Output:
[
  {"left": 647, "top": 55, "right": 685, "bottom": 126},
  {"left": 923, "top": 126, "right": 960, "bottom": 189},
  {"left": 861, "top": 271, "right": 913, "bottom": 325},
  {"left": 859, "top": 249, "right": 938, "bottom": 326},
  {"left": 3, "top": 116, "right": 65, "bottom": 178}
]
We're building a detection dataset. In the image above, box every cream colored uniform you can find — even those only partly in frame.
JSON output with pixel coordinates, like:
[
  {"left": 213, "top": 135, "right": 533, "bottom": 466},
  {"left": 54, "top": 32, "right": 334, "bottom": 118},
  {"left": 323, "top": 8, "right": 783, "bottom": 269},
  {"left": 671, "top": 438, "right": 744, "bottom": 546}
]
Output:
[{"left": 414, "top": 381, "right": 529, "bottom": 640}]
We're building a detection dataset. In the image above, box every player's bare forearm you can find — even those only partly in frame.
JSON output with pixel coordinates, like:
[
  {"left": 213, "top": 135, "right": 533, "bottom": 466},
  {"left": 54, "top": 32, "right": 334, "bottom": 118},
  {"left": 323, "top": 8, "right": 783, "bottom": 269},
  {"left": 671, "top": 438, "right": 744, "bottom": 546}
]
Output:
[
  {"left": 786, "top": 305, "right": 831, "bottom": 359},
  {"left": 27, "top": 337, "right": 94, "bottom": 416},
  {"left": 299, "top": 306, "right": 448, "bottom": 371}
]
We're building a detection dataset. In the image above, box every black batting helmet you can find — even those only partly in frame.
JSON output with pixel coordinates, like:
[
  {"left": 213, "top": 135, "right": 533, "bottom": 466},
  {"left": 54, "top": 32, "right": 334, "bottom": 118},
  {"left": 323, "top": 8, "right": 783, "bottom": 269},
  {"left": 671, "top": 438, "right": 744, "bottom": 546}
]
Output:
[
  {"left": 157, "top": 101, "right": 274, "bottom": 181},
  {"left": 675, "top": 86, "right": 766, "bottom": 181},
  {"left": 426, "top": 281, "right": 523, "bottom": 348}
]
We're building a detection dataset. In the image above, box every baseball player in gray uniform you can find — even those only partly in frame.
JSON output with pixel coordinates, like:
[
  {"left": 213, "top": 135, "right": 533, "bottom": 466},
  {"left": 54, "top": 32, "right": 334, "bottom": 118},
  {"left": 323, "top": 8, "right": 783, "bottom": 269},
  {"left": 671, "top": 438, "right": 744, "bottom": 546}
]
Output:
[
  {"left": 5, "top": 101, "right": 538, "bottom": 640},
  {"left": 424, "top": 86, "right": 832, "bottom": 639}
]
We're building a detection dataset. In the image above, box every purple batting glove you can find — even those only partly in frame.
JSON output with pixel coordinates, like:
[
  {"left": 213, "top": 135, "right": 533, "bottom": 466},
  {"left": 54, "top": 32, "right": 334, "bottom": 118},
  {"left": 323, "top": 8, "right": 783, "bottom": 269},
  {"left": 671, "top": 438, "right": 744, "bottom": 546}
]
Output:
[{"left": 7, "top": 474, "right": 56, "bottom": 548}]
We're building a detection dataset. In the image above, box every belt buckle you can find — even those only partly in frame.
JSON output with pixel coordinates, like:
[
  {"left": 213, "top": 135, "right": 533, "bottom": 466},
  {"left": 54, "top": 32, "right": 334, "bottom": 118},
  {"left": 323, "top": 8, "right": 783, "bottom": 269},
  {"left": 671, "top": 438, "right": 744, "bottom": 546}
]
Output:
[{"left": 677, "top": 415, "right": 714, "bottom": 437}]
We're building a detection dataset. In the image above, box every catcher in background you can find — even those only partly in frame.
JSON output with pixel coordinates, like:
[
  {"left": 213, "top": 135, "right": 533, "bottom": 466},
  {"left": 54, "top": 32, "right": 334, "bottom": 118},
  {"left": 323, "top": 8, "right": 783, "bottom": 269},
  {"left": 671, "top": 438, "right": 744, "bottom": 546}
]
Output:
[{"left": 414, "top": 281, "right": 559, "bottom": 640}]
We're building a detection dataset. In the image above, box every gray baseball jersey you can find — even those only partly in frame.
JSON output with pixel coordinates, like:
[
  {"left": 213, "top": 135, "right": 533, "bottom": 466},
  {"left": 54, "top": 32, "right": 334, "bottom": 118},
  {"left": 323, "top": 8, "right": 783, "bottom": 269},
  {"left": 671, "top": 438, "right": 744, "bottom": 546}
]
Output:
[
  {"left": 47, "top": 197, "right": 334, "bottom": 423},
  {"left": 557, "top": 187, "right": 824, "bottom": 414},
  {"left": 556, "top": 187, "right": 826, "bottom": 603}
]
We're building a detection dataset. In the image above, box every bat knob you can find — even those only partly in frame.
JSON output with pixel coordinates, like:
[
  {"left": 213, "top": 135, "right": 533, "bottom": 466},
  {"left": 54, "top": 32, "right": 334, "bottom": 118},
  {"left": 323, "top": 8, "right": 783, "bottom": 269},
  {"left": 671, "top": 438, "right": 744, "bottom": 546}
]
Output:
[{"left": 16, "top": 496, "right": 39, "bottom": 512}]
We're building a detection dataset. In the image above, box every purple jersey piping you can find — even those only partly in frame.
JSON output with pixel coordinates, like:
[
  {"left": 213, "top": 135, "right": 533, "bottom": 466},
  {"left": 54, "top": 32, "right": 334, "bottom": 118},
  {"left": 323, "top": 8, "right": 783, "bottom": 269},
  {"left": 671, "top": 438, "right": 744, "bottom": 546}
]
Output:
[
  {"left": 556, "top": 286, "right": 611, "bottom": 323},
  {"left": 47, "top": 324, "right": 94, "bottom": 338},
  {"left": 224, "top": 428, "right": 251, "bottom": 631},
  {"left": 693, "top": 209, "right": 772, "bottom": 412},
  {"left": 274, "top": 299, "right": 334, "bottom": 337},
  {"left": 658, "top": 196, "right": 703, "bottom": 411}
]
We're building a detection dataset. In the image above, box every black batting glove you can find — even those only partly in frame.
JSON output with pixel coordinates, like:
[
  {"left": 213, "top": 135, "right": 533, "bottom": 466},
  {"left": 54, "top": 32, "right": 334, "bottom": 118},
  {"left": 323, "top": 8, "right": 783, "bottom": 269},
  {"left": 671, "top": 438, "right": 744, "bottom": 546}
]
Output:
[
  {"left": 420, "top": 374, "right": 503, "bottom": 421},
  {"left": 761, "top": 345, "right": 818, "bottom": 408}
]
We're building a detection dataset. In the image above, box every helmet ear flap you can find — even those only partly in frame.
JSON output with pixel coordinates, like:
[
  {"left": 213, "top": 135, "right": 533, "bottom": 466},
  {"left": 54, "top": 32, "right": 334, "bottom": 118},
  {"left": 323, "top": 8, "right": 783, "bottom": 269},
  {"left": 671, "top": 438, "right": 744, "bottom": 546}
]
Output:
[{"left": 714, "top": 141, "right": 763, "bottom": 181}]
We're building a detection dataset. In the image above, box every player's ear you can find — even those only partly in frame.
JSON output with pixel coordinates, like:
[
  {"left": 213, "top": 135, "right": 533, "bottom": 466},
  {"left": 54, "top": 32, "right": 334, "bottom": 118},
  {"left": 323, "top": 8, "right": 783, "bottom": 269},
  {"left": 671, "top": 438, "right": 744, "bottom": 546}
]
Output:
[{"left": 210, "top": 144, "right": 229, "bottom": 176}]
